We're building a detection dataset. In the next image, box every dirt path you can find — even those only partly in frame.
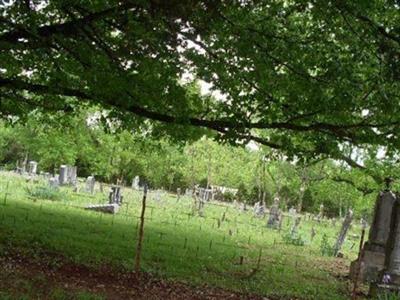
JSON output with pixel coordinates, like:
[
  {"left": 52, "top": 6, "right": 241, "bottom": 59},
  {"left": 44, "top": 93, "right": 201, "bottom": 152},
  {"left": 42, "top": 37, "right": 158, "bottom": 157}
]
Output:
[{"left": 0, "top": 250, "right": 269, "bottom": 300}]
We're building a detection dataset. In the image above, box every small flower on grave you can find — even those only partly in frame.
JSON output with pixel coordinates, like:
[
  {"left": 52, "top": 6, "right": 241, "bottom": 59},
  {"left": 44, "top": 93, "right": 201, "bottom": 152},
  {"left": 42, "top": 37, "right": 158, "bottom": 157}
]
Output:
[{"left": 382, "top": 273, "right": 391, "bottom": 284}]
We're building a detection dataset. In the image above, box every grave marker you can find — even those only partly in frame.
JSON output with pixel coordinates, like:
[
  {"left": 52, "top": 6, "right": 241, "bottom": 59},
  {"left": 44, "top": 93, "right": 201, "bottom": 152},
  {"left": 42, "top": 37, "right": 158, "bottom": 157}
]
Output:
[
  {"left": 350, "top": 191, "right": 396, "bottom": 282},
  {"left": 85, "top": 176, "right": 95, "bottom": 194},
  {"left": 333, "top": 208, "right": 353, "bottom": 256}
]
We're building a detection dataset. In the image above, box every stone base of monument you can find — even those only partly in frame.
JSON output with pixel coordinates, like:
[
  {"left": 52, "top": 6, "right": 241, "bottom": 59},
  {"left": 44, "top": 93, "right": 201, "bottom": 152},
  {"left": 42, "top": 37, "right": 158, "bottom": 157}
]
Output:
[
  {"left": 350, "top": 249, "right": 385, "bottom": 282},
  {"left": 370, "top": 283, "right": 400, "bottom": 298},
  {"left": 85, "top": 203, "right": 120, "bottom": 214}
]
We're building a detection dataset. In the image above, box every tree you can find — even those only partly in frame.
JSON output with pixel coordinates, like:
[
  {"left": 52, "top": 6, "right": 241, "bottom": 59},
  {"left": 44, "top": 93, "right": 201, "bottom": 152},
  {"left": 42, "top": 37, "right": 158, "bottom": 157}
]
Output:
[{"left": 0, "top": 1, "right": 399, "bottom": 178}]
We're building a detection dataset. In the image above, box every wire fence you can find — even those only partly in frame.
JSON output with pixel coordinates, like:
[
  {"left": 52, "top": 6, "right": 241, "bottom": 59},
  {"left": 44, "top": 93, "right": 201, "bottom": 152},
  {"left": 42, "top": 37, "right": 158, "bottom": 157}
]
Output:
[{"left": 0, "top": 171, "right": 364, "bottom": 293}]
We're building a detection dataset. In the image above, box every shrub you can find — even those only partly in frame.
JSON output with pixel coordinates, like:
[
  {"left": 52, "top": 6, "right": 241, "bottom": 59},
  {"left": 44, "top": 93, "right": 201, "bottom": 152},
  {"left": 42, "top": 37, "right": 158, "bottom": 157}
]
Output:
[
  {"left": 282, "top": 232, "right": 305, "bottom": 246},
  {"left": 320, "top": 234, "right": 335, "bottom": 256},
  {"left": 222, "top": 191, "right": 235, "bottom": 202},
  {"left": 26, "top": 186, "right": 63, "bottom": 201}
]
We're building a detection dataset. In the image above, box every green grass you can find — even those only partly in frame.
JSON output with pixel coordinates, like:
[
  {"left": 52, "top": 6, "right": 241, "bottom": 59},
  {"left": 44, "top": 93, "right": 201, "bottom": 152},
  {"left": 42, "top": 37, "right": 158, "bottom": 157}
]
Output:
[{"left": 0, "top": 171, "right": 361, "bottom": 299}]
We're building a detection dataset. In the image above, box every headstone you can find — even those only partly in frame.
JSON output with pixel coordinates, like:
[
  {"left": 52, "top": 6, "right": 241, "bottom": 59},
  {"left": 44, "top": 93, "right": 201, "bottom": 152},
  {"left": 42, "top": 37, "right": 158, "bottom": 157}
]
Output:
[
  {"left": 350, "top": 191, "right": 396, "bottom": 282},
  {"left": 59, "top": 165, "right": 77, "bottom": 185},
  {"left": 109, "top": 186, "right": 123, "bottom": 205},
  {"left": 68, "top": 166, "right": 77, "bottom": 185},
  {"left": 233, "top": 199, "right": 239, "bottom": 209},
  {"left": 154, "top": 190, "right": 161, "bottom": 202},
  {"left": 253, "top": 201, "right": 265, "bottom": 217},
  {"left": 28, "top": 161, "right": 37, "bottom": 175},
  {"left": 288, "top": 206, "right": 297, "bottom": 216},
  {"left": 59, "top": 165, "right": 68, "bottom": 185},
  {"left": 290, "top": 215, "right": 302, "bottom": 237},
  {"left": 333, "top": 208, "right": 353, "bottom": 256},
  {"left": 371, "top": 197, "right": 400, "bottom": 295},
  {"left": 197, "top": 187, "right": 213, "bottom": 202},
  {"left": 48, "top": 176, "right": 59, "bottom": 189},
  {"left": 185, "top": 188, "right": 193, "bottom": 197},
  {"left": 85, "top": 176, "right": 95, "bottom": 194},
  {"left": 317, "top": 204, "right": 324, "bottom": 221},
  {"left": 85, "top": 203, "right": 119, "bottom": 214},
  {"left": 267, "top": 197, "right": 281, "bottom": 228},
  {"left": 132, "top": 176, "right": 140, "bottom": 190}
]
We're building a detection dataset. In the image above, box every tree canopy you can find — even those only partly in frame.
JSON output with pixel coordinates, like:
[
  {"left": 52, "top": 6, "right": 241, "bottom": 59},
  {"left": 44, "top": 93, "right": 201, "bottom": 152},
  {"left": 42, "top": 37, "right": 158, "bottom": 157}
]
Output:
[{"left": 1, "top": 1, "right": 400, "bottom": 171}]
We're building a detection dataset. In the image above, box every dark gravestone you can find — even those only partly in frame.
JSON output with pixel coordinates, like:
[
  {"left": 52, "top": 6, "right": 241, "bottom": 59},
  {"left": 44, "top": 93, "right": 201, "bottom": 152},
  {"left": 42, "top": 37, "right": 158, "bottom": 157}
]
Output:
[
  {"left": 267, "top": 197, "right": 280, "bottom": 228},
  {"left": 109, "top": 186, "right": 123, "bottom": 205},
  {"left": 371, "top": 196, "right": 400, "bottom": 296},
  {"left": 350, "top": 191, "right": 396, "bottom": 282}
]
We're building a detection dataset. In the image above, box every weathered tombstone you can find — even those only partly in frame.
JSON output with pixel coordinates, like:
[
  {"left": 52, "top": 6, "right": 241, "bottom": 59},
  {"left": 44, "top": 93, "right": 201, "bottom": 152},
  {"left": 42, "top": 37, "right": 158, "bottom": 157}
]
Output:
[
  {"left": 59, "top": 165, "right": 77, "bottom": 185},
  {"left": 233, "top": 199, "right": 238, "bottom": 209},
  {"left": 370, "top": 196, "right": 400, "bottom": 296},
  {"left": 267, "top": 197, "right": 281, "bottom": 228},
  {"left": 85, "top": 203, "right": 119, "bottom": 214},
  {"left": 28, "top": 161, "right": 37, "bottom": 175},
  {"left": 59, "top": 165, "right": 68, "bottom": 185},
  {"left": 254, "top": 201, "right": 265, "bottom": 217},
  {"left": 288, "top": 206, "right": 297, "bottom": 216},
  {"left": 109, "top": 186, "right": 123, "bottom": 205},
  {"left": 185, "top": 188, "right": 192, "bottom": 197},
  {"left": 317, "top": 203, "right": 324, "bottom": 222},
  {"left": 253, "top": 201, "right": 259, "bottom": 214},
  {"left": 132, "top": 176, "right": 140, "bottom": 190},
  {"left": 333, "top": 208, "right": 353, "bottom": 256},
  {"left": 350, "top": 191, "right": 396, "bottom": 282},
  {"left": 85, "top": 176, "right": 95, "bottom": 194},
  {"left": 48, "top": 176, "right": 59, "bottom": 189},
  {"left": 68, "top": 166, "right": 77, "bottom": 185},
  {"left": 154, "top": 190, "right": 161, "bottom": 202},
  {"left": 290, "top": 216, "right": 302, "bottom": 237}
]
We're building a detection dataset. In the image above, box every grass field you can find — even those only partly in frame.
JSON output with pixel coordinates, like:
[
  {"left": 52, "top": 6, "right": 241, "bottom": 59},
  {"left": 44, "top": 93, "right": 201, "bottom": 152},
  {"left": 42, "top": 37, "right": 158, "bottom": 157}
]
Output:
[{"left": 0, "top": 171, "right": 364, "bottom": 299}]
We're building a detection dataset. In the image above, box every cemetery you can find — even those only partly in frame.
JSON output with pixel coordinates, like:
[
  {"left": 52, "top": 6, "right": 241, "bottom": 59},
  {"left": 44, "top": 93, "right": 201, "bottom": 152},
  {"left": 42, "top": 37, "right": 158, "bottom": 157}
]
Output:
[
  {"left": 1, "top": 1, "right": 400, "bottom": 299},
  {"left": 1, "top": 169, "right": 366, "bottom": 299}
]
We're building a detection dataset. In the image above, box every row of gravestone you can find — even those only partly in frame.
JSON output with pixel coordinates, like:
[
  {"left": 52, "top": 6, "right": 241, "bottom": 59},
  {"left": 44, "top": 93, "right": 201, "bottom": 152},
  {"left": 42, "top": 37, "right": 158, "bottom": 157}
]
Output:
[
  {"left": 350, "top": 191, "right": 400, "bottom": 295},
  {"left": 251, "top": 196, "right": 355, "bottom": 255},
  {"left": 13, "top": 161, "right": 144, "bottom": 215},
  {"left": 16, "top": 160, "right": 38, "bottom": 175}
]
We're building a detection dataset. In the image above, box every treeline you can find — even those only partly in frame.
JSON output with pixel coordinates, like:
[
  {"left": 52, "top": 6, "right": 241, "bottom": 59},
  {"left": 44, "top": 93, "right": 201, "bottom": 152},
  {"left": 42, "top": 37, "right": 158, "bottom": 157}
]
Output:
[{"left": 0, "top": 110, "right": 376, "bottom": 218}]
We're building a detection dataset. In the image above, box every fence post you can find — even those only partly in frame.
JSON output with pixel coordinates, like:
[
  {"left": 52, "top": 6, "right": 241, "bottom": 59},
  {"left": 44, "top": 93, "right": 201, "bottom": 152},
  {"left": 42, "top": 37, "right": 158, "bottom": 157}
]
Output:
[
  {"left": 3, "top": 181, "right": 9, "bottom": 205},
  {"left": 134, "top": 184, "right": 147, "bottom": 274}
]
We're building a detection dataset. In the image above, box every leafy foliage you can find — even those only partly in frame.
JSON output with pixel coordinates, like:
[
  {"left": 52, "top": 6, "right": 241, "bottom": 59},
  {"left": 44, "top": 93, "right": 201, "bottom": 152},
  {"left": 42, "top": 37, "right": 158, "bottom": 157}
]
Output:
[
  {"left": 26, "top": 186, "right": 63, "bottom": 201},
  {"left": 0, "top": 1, "right": 399, "bottom": 170},
  {"left": 282, "top": 232, "right": 306, "bottom": 247},
  {"left": 320, "top": 234, "right": 335, "bottom": 257}
]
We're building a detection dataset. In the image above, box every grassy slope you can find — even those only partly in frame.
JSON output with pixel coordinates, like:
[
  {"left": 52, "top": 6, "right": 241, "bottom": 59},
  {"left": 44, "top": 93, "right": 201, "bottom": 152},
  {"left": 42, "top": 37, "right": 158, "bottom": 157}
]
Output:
[{"left": 0, "top": 172, "right": 361, "bottom": 299}]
